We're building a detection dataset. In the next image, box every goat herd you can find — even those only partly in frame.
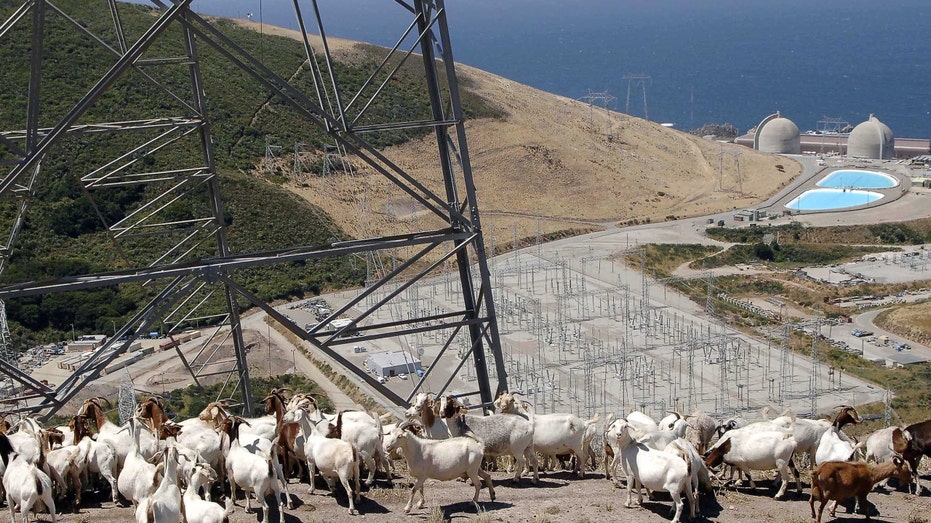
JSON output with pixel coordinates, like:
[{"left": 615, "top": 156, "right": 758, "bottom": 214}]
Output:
[{"left": 0, "top": 388, "right": 928, "bottom": 523}]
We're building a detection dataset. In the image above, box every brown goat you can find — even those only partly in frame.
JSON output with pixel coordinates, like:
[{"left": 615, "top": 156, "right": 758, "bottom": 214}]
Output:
[{"left": 809, "top": 456, "right": 911, "bottom": 523}]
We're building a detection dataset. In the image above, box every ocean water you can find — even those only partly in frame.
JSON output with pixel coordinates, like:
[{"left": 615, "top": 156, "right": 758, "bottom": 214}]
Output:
[{"left": 139, "top": 1, "right": 930, "bottom": 137}]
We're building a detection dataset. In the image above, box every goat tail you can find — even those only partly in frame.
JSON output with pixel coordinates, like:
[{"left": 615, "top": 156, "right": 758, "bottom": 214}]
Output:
[{"left": 34, "top": 468, "right": 43, "bottom": 496}]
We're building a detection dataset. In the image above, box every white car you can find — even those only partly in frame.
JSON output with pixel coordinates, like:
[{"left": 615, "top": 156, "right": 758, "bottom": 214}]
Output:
[{"left": 398, "top": 373, "right": 408, "bottom": 380}]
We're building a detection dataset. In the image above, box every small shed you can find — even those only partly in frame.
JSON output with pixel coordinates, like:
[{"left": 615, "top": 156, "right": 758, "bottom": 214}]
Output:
[
  {"left": 885, "top": 352, "right": 927, "bottom": 368},
  {"left": 364, "top": 351, "right": 422, "bottom": 378}
]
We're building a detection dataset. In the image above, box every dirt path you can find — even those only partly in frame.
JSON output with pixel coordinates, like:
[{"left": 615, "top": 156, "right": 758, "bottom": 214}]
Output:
[{"left": 52, "top": 468, "right": 925, "bottom": 523}]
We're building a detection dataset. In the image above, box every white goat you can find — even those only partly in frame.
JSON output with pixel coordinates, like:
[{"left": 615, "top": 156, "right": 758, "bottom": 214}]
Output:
[
  {"left": 704, "top": 429, "right": 801, "bottom": 499},
  {"left": 814, "top": 426, "right": 861, "bottom": 466},
  {"left": 117, "top": 418, "right": 160, "bottom": 507},
  {"left": 384, "top": 420, "right": 495, "bottom": 514},
  {"left": 135, "top": 445, "right": 183, "bottom": 523},
  {"left": 625, "top": 411, "right": 660, "bottom": 432},
  {"left": 0, "top": 433, "right": 57, "bottom": 523},
  {"left": 494, "top": 392, "right": 600, "bottom": 478},
  {"left": 70, "top": 414, "right": 119, "bottom": 504},
  {"left": 865, "top": 426, "right": 912, "bottom": 489},
  {"left": 81, "top": 398, "right": 158, "bottom": 469},
  {"left": 44, "top": 439, "right": 83, "bottom": 510},
  {"left": 183, "top": 463, "right": 233, "bottom": 523},
  {"left": 134, "top": 397, "right": 227, "bottom": 495},
  {"left": 220, "top": 416, "right": 287, "bottom": 523},
  {"left": 611, "top": 419, "right": 694, "bottom": 523},
  {"left": 281, "top": 406, "right": 360, "bottom": 515},
  {"left": 439, "top": 395, "right": 539, "bottom": 484},
  {"left": 324, "top": 410, "right": 390, "bottom": 487},
  {"left": 760, "top": 406, "right": 861, "bottom": 469}
]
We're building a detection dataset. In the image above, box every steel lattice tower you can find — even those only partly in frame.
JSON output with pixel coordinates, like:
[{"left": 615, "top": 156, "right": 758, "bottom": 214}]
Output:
[{"left": 0, "top": 0, "right": 505, "bottom": 417}]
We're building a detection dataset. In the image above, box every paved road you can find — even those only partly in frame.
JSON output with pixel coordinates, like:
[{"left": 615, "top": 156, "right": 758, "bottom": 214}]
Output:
[{"left": 241, "top": 310, "right": 360, "bottom": 412}]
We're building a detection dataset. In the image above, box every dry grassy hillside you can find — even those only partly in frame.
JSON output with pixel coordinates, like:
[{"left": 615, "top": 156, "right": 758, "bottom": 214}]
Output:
[{"left": 246, "top": 21, "right": 800, "bottom": 251}]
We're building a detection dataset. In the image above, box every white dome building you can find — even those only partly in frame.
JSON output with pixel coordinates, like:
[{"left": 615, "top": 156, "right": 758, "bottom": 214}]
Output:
[
  {"left": 847, "top": 114, "right": 894, "bottom": 159},
  {"left": 753, "top": 112, "right": 801, "bottom": 154}
]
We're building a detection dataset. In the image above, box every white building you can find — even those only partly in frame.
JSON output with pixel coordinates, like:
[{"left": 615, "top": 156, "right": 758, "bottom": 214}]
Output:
[{"left": 364, "top": 350, "right": 422, "bottom": 378}]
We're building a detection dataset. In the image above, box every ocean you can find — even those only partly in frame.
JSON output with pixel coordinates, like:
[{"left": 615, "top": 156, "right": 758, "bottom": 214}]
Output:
[{"left": 142, "top": 0, "right": 930, "bottom": 138}]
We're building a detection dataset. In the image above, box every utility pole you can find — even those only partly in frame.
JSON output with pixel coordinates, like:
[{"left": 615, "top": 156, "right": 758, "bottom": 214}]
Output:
[{"left": 622, "top": 74, "right": 651, "bottom": 120}]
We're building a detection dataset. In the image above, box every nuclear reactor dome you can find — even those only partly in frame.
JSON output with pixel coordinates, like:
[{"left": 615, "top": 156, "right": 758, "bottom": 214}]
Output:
[
  {"left": 753, "top": 112, "right": 801, "bottom": 154},
  {"left": 847, "top": 114, "right": 894, "bottom": 159}
]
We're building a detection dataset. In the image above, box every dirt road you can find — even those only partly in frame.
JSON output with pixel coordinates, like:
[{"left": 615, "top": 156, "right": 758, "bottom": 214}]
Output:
[{"left": 46, "top": 467, "right": 925, "bottom": 523}]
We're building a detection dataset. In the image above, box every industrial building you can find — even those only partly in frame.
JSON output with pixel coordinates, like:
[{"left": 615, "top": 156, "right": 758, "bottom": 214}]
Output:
[
  {"left": 847, "top": 114, "right": 895, "bottom": 160},
  {"left": 364, "top": 351, "right": 422, "bottom": 378},
  {"left": 735, "top": 112, "right": 930, "bottom": 159},
  {"left": 753, "top": 112, "right": 801, "bottom": 154}
]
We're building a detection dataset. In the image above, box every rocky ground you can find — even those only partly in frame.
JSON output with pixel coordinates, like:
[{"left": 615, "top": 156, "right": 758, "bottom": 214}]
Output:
[{"left": 44, "top": 467, "right": 928, "bottom": 523}]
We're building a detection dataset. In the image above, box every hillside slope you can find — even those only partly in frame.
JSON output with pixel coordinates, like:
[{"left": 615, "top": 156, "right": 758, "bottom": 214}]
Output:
[{"left": 248, "top": 21, "right": 801, "bottom": 248}]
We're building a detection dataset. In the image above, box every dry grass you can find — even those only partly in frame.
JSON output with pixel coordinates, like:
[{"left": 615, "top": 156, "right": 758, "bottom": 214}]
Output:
[
  {"left": 875, "top": 301, "right": 931, "bottom": 346},
  {"left": 245, "top": 26, "right": 801, "bottom": 265}
]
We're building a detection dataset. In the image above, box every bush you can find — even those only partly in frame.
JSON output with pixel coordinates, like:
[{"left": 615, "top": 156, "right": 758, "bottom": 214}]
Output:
[{"left": 754, "top": 242, "right": 775, "bottom": 261}]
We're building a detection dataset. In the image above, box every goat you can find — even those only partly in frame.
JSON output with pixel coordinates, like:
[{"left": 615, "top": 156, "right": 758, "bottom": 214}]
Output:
[
  {"left": 604, "top": 413, "right": 683, "bottom": 485},
  {"left": 0, "top": 432, "right": 57, "bottom": 523},
  {"left": 602, "top": 414, "right": 625, "bottom": 486},
  {"left": 70, "top": 414, "right": 119, "bottom": 504},
  {"left": 763, "top": 406, "right": 861, "bottom": 470},
  {"left": 814, "top": 426, "right": 862, "bottom": 466},
  {"left": 610, "top": 419, "right": 694, "bottom": 523},
  {"left": 135, "top": 445, "right": 183, "bottom": 523},
  {"left": 809, "top": 456, "right": 912, "bottom": 523},
  {"left": 438, "top": 395, "right": 538, "bottom": 484},
  {"left": 324, "top": 410, "right": 390, "bottom": 487},
  {"left": 683, "top": 410, "right": 718, "bottom": 455},
  {"left": 384, "top": 420, "right": 494, "bottom": 514},
  {"left": 625, "top": 410, "right": 660, "bottom": 432},
  {"left": 172, "top": 407, "right": 226, "bottom": 497},
  {"left": 405, "top": 392, "right": 452, "bottom": 439},
  {"left": 665, "top": 438, "right": 713, "bottom": 517},
  {"left": 43, "top": 430, "right": 83, "bottom": 512},
  {"left": 80, "top": 397, "right": 158, "bottom": 470},
  {"left": 494, "top": 391, "right": 600, "bottom": 478},
  {"left": 183, "top": 463, "right": 233, "bottom": 523},
  {"left": 117, "top": 417, "right": 161, "bottom": 507},
  {"left": 902, "top": 418, "right": 931, "bottom": 494},
  {"left": 281, "top": 404, "right": 360, "bottom": 515},
  {"left": 704, "top": 429, "right": 801, "bottom": 499},
  {"left": 262, "top": 388, "right": 303, "bottom": 483},
  {"left": 199, "top": 400, "right": 277, "bottom": 442},
  {"left": 220, "top": 416, "right": 288, "bottom": 523},
  {"left": 864, "top": 426, "right": 911, "bottom": 490}
]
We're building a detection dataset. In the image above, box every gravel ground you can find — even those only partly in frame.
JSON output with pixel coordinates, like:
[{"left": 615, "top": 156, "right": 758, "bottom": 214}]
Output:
[{"left": 35, "top": 467, "right": 929, "bottom": 523}]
